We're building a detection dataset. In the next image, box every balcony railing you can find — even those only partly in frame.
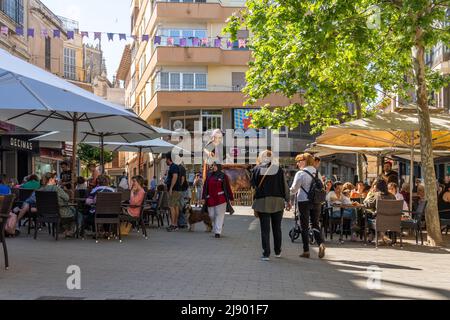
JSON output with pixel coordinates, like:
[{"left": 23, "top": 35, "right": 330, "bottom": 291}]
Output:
[
  {"left": 154, "top": 84, "right": 246, "bottom": 92},
  {"left": 154, "top": 36, "right": 249, "bottom": 51}
]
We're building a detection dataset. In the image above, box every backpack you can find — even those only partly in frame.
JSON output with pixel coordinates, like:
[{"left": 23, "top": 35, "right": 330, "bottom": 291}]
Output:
[{"left": 301, "top": 170, "right": 326, "bottom": 205}]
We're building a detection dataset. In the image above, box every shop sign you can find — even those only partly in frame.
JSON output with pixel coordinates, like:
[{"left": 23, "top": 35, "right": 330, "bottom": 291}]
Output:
[{"left": 1, "top": 135, "right": 40, "bottom": 153}]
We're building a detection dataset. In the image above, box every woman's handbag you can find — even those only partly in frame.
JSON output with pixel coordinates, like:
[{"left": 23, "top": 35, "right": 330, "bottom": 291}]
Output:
[
  {"left": 253, "top": 165, "right": 273, "bottom": 218},
  {"left": 119, "top": 222, "right": 133, "bottom": 236}
]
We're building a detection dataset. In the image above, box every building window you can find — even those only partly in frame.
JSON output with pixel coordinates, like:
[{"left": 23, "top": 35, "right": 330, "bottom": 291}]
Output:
[
  {"left": 202, "top": 110, "right": 222, "bottom": 132},
  {"left": 0, "top": 0, "right": 24, "bottom": 26},
  {"left": 158, "top": 29, "right": 207, "bottom": 46},
  {"left": 64, "top": 48, "right": 76, "bottom": 80},
  {"left": 157, "top": 72, "right": 207, "bottom": 91},
  {"left": 45, "top": 37, "right": 51, "bottom": 70}
]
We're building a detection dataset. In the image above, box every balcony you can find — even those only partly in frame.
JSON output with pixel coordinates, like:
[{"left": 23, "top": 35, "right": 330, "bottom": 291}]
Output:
[
  {"left": 141, "top": 88, "right": 302, "bottom": 121},
  {"left": 148, "top": 0, "right": 243, "bottom": 29}
]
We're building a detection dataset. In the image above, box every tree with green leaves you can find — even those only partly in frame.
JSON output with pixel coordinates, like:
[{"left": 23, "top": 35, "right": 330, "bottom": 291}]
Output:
[
  {"left": 77, "top": 143, "right": 113, "bottom": 168},
  {"left": 224, "top": 0, "right": 406, "bottom": 180},
  {"left": 225, "top": 0, "right": 450, "bottom": 246}
]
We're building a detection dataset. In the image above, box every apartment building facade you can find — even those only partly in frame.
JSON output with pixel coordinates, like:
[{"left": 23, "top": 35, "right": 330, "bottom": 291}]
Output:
[
  {"left": 121, "top": 0, "right": 336, "bottom": 181},
  {"left": 0, "top": 0, "right": 29, "bottom": 60}
]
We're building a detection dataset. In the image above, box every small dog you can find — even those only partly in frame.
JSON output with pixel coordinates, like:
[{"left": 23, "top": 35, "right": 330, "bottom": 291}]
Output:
[{"left": 184, "top": 204, "right": 213, "bottom": 233}]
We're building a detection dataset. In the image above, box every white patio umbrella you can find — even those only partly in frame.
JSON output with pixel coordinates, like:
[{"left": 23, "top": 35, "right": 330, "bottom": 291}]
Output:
[
  {"left": 88, "top": 139, "right": 189, "bottom": 175},
  {"left": 0, "top": 48, "right": 158, "bottom": 192},
  {"left": 30, "top": 126, "right": 174, "bottom": 172}
]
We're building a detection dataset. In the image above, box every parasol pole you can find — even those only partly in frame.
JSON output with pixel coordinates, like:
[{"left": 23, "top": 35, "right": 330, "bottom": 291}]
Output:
[
  {"left": 410, "top": 130, "right": 414, "bottom": 211},
  {"left": 138, "top": 146, "right": 143, "bottom": 176},
  {"left": 70, "top": 113, "right": 78, "bottom": 200},
  {"left": 100, "top": 134, "right": 105, "bottom": 174}
]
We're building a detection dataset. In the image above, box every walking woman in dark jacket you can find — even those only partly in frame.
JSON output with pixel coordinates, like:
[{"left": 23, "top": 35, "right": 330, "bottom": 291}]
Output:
[{"left": 252, "top": 150, "right": 291, "bottom": 261}]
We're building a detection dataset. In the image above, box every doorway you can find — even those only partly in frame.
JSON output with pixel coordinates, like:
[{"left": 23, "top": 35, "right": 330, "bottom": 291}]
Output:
[{"left": 17, "top": 151, "right": 30, "bottom": 183}]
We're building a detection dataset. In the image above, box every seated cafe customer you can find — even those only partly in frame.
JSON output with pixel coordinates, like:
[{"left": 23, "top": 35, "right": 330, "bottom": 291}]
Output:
[
  {"left": 15, "top": 173, "right": 78, "bottom": 237},
  {"left": 122, "top": 176, "right": 146, "bottom": 218},
  {"left": 21, "top": 174, "right": 41, "bottom": 190},
  {"left": 326, "top": 181, "right": 359, "bottom": 241},
  {"left": 0, "top": 174, "right": 11, "bottom": 195},
  {"left": 364, "top": 179, "right": 396, "bottom": 244}
]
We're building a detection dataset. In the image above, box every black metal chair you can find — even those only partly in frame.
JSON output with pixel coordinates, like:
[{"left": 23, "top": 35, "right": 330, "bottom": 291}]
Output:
[
  {"left": 0, "top": 195, "right": 15, "bottom": 270},
  {"left": 401, "top": 200, "right": 428, "bottom": 245},
  {"left": 374, "top": 200, "right": 404, "bottom": 248},
  {"left": 35, "top": 191, "right": 65, "bottom": 241},
  {"left": 323, "top": 205, "right": 352, "bottom": 240},
  {"left": 94, "top": 193, "right": 123, "bottom": 243}
]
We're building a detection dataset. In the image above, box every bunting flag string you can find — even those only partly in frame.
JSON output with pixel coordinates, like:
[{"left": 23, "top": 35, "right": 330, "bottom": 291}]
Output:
[{"left": 0, "top": 26, "right": 248, "bottom": 49}]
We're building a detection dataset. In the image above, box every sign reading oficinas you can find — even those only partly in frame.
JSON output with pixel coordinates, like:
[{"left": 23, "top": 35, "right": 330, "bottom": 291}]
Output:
[{"left": 9, "top": 137, "right": 33, "bottom": 151}]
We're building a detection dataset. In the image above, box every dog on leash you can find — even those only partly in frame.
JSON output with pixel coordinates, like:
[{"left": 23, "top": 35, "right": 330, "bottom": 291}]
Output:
[{"left": 184, "top": 204, "right": 213, "bottom": 232}]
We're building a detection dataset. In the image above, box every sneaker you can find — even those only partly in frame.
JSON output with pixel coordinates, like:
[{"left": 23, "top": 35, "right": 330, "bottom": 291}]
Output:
[
  {"left": 261, "top": 256, "right": 270, "bottom": 261},
  {"left": 318, "top": 244, "right": 326, "bottom": 259},
  {"left": 275, "top": 253, "right": 282, "bottom": 259},
  {"left": 215, "top": 234, "right": 221, "bottom": 239},
  {"left": 167, "top": 226, "right": 179, "bottom": 232}
]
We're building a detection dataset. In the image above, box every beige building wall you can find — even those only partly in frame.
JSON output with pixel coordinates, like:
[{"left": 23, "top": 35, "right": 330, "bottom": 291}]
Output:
[
  {"left": 28, "top": 0, "right": 66, "bottom": 76},
  {"left": 0, "top": 0, "right": 30, "bottom": 60},
  {"left": 63, "top": 33, "right": 85, "bottom": 82}
]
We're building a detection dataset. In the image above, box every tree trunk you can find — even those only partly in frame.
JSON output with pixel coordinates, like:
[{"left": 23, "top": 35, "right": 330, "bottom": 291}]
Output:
[
  {"left": 353, "top": 93, "right": 365, "bottom": 182},
  {"left": 413, "top": 28, "right": 442, "bottom": 246}
]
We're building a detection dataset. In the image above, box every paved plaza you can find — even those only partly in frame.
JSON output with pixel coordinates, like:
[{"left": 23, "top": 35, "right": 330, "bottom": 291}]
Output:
[{"left": 1, "top": 207, "right": 449, "bottom": 300}]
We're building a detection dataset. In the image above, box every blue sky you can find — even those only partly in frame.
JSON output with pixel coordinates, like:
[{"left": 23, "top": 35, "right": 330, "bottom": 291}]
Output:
[{"left": 42, "top": 0, "right": 131, "bottom": 81}]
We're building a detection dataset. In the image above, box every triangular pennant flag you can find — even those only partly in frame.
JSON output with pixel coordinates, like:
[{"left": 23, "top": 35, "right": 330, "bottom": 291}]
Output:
[
  {"left": 41, "top": 29, "right": 49, "bottom": 38},
  {"left": 81, "top": 31, "right": 89, "bottom": 38},
  {"left": 201, "top": 38, "right": 208, "bottom": 46},
  {"left": 53, "top": 29, "right": 61, "bottom": 38},
  {"left": 214, "top": 38, "right": 221, "bottom": 48},
  {"left": 167, "top": 37, "right": 174, "bottom": 46},
  {"left": 67, "top": 31, "right": 75, "bottom": 40},
  {"left": 226, "top": 40, "right": 232, "bottom": 48},
  {"left": 154, "top": 36, "right": 161, "bottom": 45},
  {"left": 15, "top": 27, "right": 24, "bottom": 36},
  {"left": 0, "top": 26, "right": 9, "bottom": 35},
  {"left": 27, "top": 28, "right": 35, "bottom": 38},
  {"left": 179, "top": 38, "right": 187, "bottom": 47},
  {"left": 107, "top": 33, "right": 115, "bottom": 41},
  {"left": 142, "top": 34, "right": 149, "bottom": 42},
  {"left": 238, "top": 38, "right": 246, "bottom": 48},
  {"left": 119, "top": 33, "right": 127, "bottom": 41},
  {"left": 94, "top": 32, "right": 102, "bottom": 41},
  {"left": 192, "top": 37, "right": 199, "bottom": 46}
]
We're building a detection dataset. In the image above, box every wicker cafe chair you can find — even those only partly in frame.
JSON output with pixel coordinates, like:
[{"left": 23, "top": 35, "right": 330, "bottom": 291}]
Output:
[
  {"left": 374, "top": 200, "right": 404, "bottom": 248},
  {"left": 94, "top": 193, "right": 123, "bottom": 243},
  {"left": 401, "top": 200, "right": 427, "bottom": 245},
  {"left": 35, "top": 191, "right": 78, "bottom": 241},
  {"left": 0, "top": 195, "right": 15, "bottom": 270},
  {"left": 121, "top": 190, "right": 131, "bottom": 203}
]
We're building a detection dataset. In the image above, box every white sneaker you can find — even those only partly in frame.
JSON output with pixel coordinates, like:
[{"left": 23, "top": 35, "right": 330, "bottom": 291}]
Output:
[
  {"left": 261, "top": 256, "right": 270, "bottom": 261},
  {"left": 275, "top": 254, "right": 282, "bottom": 258}
]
